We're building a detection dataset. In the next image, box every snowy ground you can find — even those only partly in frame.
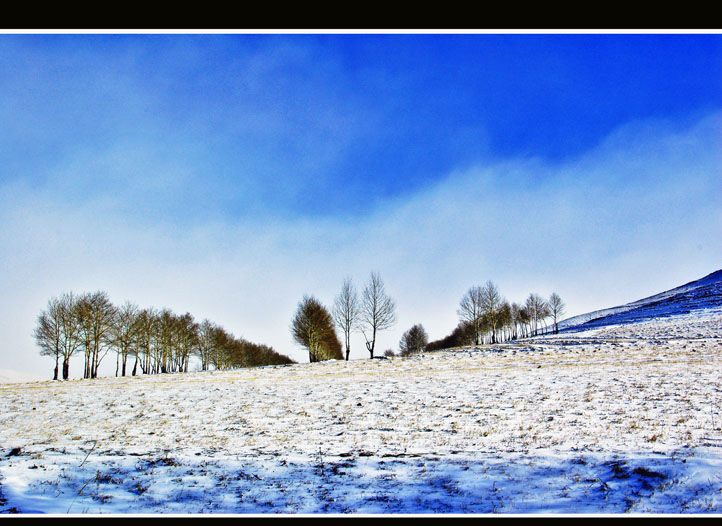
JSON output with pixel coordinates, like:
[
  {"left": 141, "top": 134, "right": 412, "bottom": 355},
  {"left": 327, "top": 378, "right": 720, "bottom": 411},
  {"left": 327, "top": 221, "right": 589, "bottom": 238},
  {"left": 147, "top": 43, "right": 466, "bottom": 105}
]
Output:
[{"left": 1, "top": 308, "right": 721, "bottom": 515}]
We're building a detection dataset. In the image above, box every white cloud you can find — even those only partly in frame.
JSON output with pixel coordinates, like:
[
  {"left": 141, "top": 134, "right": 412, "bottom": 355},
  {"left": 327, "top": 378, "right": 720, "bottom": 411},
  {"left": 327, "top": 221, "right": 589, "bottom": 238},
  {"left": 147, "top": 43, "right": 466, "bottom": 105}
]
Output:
[{"left": 1, "top": 111, "right": 720, "bottom": 378}]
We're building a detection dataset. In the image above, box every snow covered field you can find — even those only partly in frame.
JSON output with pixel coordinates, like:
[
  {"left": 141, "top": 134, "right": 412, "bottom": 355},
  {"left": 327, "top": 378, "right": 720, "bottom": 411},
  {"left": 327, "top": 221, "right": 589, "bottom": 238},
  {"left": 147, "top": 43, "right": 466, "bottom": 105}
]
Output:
[{"left": 1, "top": 308, "right": 721, "bottom": 514}]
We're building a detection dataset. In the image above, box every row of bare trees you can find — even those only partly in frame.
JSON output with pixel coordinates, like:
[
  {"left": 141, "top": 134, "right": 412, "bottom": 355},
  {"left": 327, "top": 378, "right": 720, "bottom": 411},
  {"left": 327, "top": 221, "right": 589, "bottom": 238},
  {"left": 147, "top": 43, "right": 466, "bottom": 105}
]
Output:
[
  {"left": 34, "top": 291, "right": 294, "bottom": 380},
  {"left": 290, "top": 276, "right": 566, "bottom": 361},
  {"left": 425, "top": 283, "right": 565, "bottom": 352},
  {"left": 291, "top": 271, "right": 398, "bottom": 361},
  {"left": 453, "top": 281, "right": 565, "bottom": 347}
]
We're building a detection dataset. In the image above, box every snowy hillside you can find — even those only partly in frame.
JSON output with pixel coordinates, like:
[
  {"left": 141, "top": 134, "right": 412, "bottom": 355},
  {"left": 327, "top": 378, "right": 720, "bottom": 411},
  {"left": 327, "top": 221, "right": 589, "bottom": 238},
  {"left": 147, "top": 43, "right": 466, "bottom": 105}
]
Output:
[
  {"left": 558, "top": 269, "right": 722, "bottom": 332},
  {"left": 1, "top": 273, "right": 721, "bottom": 514}
]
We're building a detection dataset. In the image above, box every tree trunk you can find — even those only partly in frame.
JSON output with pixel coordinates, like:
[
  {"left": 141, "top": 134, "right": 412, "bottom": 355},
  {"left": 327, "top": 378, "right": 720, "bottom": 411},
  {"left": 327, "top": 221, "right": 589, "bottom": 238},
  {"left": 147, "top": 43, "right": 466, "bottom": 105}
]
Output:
[{"left": 366, "top": 326, "right": 376, "bottom": 359}]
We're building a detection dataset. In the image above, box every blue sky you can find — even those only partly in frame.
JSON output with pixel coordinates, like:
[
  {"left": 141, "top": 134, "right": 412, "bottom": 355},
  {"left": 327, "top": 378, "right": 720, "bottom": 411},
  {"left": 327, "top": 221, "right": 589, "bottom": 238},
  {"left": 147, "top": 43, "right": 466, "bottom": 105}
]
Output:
[{"left": 1, "top": 32, "right": 721, "bottom": 377}]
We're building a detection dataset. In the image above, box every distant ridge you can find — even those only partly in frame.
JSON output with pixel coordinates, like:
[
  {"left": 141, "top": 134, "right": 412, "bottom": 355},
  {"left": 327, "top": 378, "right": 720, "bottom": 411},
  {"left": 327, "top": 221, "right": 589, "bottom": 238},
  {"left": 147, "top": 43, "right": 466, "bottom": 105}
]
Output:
[
  {"left": 558, "top": 269, "right": 722, "bottom": 332},
  {"left": 0, "top": 368, "right": 44, "bottom": 384}
]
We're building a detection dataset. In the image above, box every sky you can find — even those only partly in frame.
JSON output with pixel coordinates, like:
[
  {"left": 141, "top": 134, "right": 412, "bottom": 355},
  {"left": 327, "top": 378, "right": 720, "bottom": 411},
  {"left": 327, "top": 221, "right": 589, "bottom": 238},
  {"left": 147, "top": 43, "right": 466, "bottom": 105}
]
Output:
[{"left": 1, "top": 32, "right": 721, "bottom": 378}]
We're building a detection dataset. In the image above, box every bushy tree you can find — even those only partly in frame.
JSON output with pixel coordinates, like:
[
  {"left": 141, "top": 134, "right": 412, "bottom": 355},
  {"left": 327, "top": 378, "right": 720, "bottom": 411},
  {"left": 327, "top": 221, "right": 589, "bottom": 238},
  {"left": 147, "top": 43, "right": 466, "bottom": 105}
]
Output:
[
  {"left": 399, "top": 324, "right": 428, "bottom": 356},
  {"left": 426, "top": 320, "right": 477, "bottom": 352},
  {"left": 291, "top": 295, "right": 343, "bottom": 362}
]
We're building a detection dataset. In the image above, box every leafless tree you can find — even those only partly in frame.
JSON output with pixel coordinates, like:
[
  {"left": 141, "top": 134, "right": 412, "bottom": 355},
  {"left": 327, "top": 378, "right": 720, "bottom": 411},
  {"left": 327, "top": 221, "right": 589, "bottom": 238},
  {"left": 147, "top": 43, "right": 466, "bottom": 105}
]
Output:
[
  {"left": 35, "top": 292, "right": 81, "bottom": 380},
  {"left": 34, "top": 297, "right": 64, "bottom": 380},
  {"left": 133, "top": 307, "right": 158, "bottom": 375},
  {"left": 175, "top": 312, "right": 199, "bottom": 373},
  {"left": 209, "top": 324, "right": 234, "bottom": 370},
  {"left": 458, "top": 286, "right": 484, "bottom": 345},
  {"left": 332, "top": 277, "right": 359, "bottom": 361},
  {"left": 548, "top": 293, "right": 566, "bottom": 334},
  {"left": 480, "top": 280, "right": 504, "bottom": 343},
  {"left": 196, "top": 319, "right": 216, "bottom": 371},
  {"left": 111, "top": 301, "right": 140, "bottom": 377},
  {"left": 157, "top": 309, "right": 174, "bottom": 373},
  {"left": 539, "top": 299, "right": 552, "bottom": 335},
  {"left": 77, "top": 291, "right": 117, "bottom": 379},
  {"left": 498, "top": 301, "right": 512, "bottom": 342},
  {"left": 360, "top": 272, "right": 396, "bottom": 359},
  {"left": 525, "top": 293, "right": 548, "bottom": 337},
  {"left": 510, "top": 302, "right": 522, "bottom": 340}
]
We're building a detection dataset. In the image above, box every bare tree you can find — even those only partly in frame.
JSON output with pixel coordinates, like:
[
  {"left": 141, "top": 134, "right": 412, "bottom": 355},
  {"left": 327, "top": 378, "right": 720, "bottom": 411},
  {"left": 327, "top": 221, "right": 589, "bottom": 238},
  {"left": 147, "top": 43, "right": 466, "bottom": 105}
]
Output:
[
  {"left": 58, "top": 292, "right": 82, "bottom": 379},
  {"left": 175, "top": 312, "right": 199, "bottom": 373},
  {"left": 498, "top": 301, "right": 512, "bottom": 342},
  {"left": 458, "top": 286, "right": 484, "bottom": 345},
  {"left": 548, "top": 293, "right": 566, "bottom": 334},
  {"left": 480, "top": 280, "right": 503, "bottom": 343},
  {"left": 525, "top": 293, "right": 548, "bottom": 337},
  {"left": 133, "top": 307, "right": 158, "bottom": 375},
  {"left": 538, "top": 299, "right": 552, "bottom": 335},
  {"left": 77, "top": 291, "right": 117, "bottom": 379},
  {"left": 518, "top": 305, "right": 531, "bottom": 339},
  {"left": 360, "top": 272, "right": 396, "bottom": 359},
  {"left": 510, "top": 302, "right": 522, "bottom": 340},
  {"left": 524, "top": 294, "right": 538, "bottom": 336},
  {"left": 111, "top": 301, "right": 140, "bottom": 377},
  {"left": 209, "top": 324, "right": 234, "bottom": 370},
  {"left": 34, "top": 297, "right": 63, "bottom": 380},
  {"left": 156, "top": 308, "right": 177, "bottom": 374},
  {"left": 332, "top": 277, "right": 359, "bottom": 361},
  {"left": 196, "top": 319, "right": 216, "bottom": 371},
  {"left": 35, "top": 292, "right": 83, "bottom": 380}
]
